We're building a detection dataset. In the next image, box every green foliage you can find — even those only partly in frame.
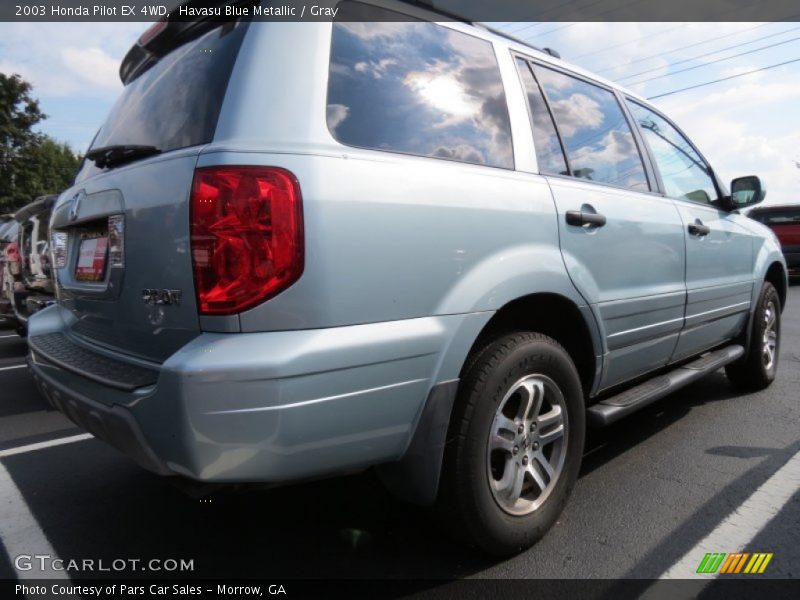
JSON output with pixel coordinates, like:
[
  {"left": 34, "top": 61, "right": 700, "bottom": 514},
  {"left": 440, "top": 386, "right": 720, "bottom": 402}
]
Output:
[{"left": 0, "top": 73, "right": 81, "bottom": 213}]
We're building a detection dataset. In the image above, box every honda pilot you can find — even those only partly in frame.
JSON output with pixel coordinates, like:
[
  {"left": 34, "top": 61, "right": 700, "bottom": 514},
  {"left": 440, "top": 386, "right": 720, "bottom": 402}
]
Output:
[{"left": 28, "top": 1, "right": 788, "bottom": 555}]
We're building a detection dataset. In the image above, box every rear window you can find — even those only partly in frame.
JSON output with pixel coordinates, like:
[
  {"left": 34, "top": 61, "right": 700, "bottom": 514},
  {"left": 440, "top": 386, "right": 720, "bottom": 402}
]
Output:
[
  {"left": 79, "top": 21, "right": 247, "bottom": 177},
  {"left": 327, "top": 2, "right": 513, "bottom": 169},
  {"left": 752, "top": 209, "right": 800, "bottom": 224}
]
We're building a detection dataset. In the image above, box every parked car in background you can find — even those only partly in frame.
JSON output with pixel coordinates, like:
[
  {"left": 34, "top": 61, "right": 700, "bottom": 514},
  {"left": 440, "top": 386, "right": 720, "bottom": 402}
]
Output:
[
  {"left": 28, "top": 0, "right": 787, "bottom": 556},
  {"left": 748, "top": 204, "right": 800, "bottom": 279},
  {"left": 1, "top": 215, "right": 21, "bottom": 323},
  {"left": 12, "top": 196, "right": 58, "bottom": 336}
]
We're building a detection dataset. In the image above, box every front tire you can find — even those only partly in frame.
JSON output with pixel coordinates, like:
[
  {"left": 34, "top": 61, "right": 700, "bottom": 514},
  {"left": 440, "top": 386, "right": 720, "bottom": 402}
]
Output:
[
  {"left": 725, "top": 281, "right": 780, "bottom": 391},
  {"left": 438, "top": 332, "right": 585, "bottom": 556}
]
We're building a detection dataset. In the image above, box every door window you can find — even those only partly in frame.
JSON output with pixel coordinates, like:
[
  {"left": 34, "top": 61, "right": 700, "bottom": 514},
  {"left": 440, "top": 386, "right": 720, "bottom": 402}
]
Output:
[
  {"left": 533, "top": 65, "right": 649, "bottom": 192},
  {"left": 627, "top": 101, "right": 718, "bottom": 204}
]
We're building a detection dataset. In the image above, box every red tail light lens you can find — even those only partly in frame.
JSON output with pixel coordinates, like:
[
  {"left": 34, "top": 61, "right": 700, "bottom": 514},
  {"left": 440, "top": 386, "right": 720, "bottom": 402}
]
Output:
[{"left": 190, "top": 166, "right": 304, "bottom": 315}]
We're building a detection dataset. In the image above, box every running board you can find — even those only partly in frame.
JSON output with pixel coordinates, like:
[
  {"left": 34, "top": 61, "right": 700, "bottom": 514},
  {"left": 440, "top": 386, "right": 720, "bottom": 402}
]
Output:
[{"left": 587, "top": 344, "right": 745, "bottom": 427}]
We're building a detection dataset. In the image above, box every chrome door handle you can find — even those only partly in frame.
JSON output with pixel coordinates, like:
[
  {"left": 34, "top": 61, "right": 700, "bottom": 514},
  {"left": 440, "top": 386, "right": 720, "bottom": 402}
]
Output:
[
  {"left": 688, "top": 221, "right": 711, "bottom": 236},
  {"left": 566, "top": 210, "right": 606, "bottom": 227}
]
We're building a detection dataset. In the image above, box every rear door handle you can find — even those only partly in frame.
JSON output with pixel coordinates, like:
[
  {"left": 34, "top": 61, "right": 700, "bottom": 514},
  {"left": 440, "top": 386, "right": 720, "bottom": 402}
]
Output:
[
  {"left": 565, "top": 210, "right": 606, "bottom": 227},
  {"left": 688, "top": 221, "right": 711, "bottom": 236}
]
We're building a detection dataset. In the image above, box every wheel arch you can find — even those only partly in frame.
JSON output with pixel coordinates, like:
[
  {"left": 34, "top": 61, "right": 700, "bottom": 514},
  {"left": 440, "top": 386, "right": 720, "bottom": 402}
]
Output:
[
  {"left": 459, "top": 293, "right": 602, "bottom": 398},
  {"left": 764, "top": 261, "right": 787, "bottom": 311},
  {"left": 378, "top": 292, "right": 602, "bottom": 506}
]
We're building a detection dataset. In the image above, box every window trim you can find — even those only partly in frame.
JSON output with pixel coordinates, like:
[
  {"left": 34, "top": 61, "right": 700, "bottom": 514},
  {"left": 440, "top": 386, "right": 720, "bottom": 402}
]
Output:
[
  {"left": 512, "top": 55, "right": 571, "bottom": 177},
  {"left": 325, "top": 7, "right": 516, "bottom": 171},
  {"left": 512, "top": 51, "right": 655, "bottom": 194},
  {"left": 624, "top": 96, "right": 726, "bottom": 208}
]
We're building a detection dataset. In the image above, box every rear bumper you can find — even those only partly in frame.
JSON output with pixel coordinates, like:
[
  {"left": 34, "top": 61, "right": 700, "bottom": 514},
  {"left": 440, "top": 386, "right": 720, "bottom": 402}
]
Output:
[
  {"left": 30, "top": 355, "right": 172, "bottom": 476},
  {"left": 27, "top": 305, "right": 478, "bottom": 483}
]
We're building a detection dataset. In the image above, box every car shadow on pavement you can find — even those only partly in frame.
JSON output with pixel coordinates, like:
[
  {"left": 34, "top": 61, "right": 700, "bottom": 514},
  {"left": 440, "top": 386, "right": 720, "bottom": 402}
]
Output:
[
  {"left": 581, "top": 372, "right": 751, "bottom": 478},
  {"left": 0, "top": 369, "right": 771, "bottom": 585},
  {"left": 601, "top": 438, "right": 800, "bottom": 595}
]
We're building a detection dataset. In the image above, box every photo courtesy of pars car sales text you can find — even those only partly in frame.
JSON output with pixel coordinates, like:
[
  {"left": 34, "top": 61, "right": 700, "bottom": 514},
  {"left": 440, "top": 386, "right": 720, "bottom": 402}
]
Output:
[{"left": 15, "top": 584, "right": 284, "bottom": 596}]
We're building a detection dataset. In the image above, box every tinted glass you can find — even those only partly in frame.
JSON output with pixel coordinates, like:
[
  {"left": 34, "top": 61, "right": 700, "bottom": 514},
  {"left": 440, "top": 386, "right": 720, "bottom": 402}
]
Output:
[
  {"left": 534, "top": 66, "right": 648, "bottom": 191},
  {"left": 327, "top": 2, "right": 513, "bottom": 169},
  {"left": 516, "top": 58, "right": 568, "bottom": 175},
  {"left": 86, "top": 22, "right": 247, "bottom": 161},
  {"left": 627, "top": 101, "right": 718, "bottom": 204},
  {"left": 752, "top": 209, "right": 800, "bottom": 224}
]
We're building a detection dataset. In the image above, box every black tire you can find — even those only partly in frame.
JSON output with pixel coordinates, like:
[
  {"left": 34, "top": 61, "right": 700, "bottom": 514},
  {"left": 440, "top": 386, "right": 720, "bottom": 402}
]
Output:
[
  {"left": 438, "top": 332, "right": 585, "bottom": 556},
  {"left": 15, "top": 325, "right": 27, "bottom": 338},
  {"left": 725, "top": 281, "right": 780, "bottom": 391}
]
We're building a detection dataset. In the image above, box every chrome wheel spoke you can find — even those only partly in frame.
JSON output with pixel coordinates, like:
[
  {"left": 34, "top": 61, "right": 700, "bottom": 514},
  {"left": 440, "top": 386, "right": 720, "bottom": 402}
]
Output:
[
  {"left": 486, "top": 374, "right": 569, "bottom": 516},
  {"left": 517, "top": 380, "right": 544, "bottom": 421},
  {"left": 492, "top": 459, "right": 515, "bottom": 494},
  {"left": 490, "top": 433, "right": 514, "bottom": 453},
  {"left": 538, "top": 404, "right": 563, "bottom": 430},
  {"left": 539, "top": 423, "right": 565, "bottom": 446},
  {"left": 527, "top": 463, "right": 547, "bottom": 493},
  {"left": 761, "top": 301, "right": 778, "bottom": 371},
  {"left": 509, "top": 463, "right": 526, "bottom": 501},
  {"left": 494, "top": 415, "right": 517, "bottom": 437},
  {"left": 535, "top": 452, "right": 555, "bottom": 479}
]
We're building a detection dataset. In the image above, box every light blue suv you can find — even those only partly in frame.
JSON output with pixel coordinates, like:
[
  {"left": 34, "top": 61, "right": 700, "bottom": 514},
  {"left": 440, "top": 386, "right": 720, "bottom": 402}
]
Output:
[{"left": 28, "top": 1, "right": 787, "bottom": 555}]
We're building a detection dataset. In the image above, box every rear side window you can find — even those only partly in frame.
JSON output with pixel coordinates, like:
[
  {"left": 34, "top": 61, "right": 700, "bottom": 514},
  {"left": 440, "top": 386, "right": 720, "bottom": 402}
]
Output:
[
  {"left": 516, "top": 58, "right": 568, "bottom": 175},
  {"left": 626, "top": 101, "right": 718, "bottom": 204},
  {"left": 83, "top": 22, "right": 247, "bottom": 166},
  {"left": 327, "top": 2, "right": 513, "bottom": 169},
  {"left": 533, "top": 65, "right": 649, "bottom": 192}
]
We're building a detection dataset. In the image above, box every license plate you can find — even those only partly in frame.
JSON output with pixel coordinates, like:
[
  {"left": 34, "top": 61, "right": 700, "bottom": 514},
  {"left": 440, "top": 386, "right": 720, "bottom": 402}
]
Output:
[{"left": 75, "top": 236, "right": 109, "bottom": 282}]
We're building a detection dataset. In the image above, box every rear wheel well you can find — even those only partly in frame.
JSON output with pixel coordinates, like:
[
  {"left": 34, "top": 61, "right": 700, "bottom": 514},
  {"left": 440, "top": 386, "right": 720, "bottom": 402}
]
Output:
[
  {"left": 461, "top": 294, "right": 596, "bottom": 397},
  {"left": 764, "top": 262, "right": 787, "bottom": 310}
]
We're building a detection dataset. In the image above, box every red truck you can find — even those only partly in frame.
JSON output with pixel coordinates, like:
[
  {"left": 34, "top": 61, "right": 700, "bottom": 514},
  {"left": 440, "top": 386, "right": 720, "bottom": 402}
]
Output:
[{"left": 749, "top": 204, "right": 800, "bottom": 279}]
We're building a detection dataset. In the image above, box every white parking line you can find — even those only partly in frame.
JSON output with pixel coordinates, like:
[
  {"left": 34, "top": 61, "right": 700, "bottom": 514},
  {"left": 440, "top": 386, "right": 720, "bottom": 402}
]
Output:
[
  {"left": 0, "top": 462, "right": 71, "bottom": 585},
  {"left": 641, "top": 448, "right": 800, "bottom": 597},
  {"left": 0, "top": 364, "right": 27, "bottom": 372},
  {"left": 0, "top": 433, "right": 93, "bottom": 459},
  {"left": 0, "top": 334, "right": 20, "bottom": 338},
  {"left": 0, "top": 435, "right": 93, "bottom": 596}
]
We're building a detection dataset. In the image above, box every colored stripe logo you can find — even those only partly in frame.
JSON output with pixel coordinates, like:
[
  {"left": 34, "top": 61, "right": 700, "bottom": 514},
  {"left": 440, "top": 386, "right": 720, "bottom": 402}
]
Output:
[{"left": 696, "top": 552, "right": 773, "bottom": 574}]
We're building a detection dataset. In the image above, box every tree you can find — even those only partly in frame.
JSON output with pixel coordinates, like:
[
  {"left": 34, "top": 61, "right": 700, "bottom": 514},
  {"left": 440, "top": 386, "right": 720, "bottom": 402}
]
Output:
[{"left": 0, "top": 73, "right": 81, "bottom": 213}]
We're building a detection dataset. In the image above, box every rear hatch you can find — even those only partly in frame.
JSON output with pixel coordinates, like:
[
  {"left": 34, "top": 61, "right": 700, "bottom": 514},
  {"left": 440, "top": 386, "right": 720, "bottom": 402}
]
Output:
[{"left": 51, "top": 19, "right": 249, "bottom": 363}]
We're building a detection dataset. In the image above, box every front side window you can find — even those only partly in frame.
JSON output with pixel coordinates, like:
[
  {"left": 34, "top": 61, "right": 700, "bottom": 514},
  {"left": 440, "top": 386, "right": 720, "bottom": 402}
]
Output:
[
  {"left": 327, "top": 1, "right": 513, "bottom": 169},
  {"left": 627, "top": 101, "right": 718, "bottom": 204},
  {"left": 533, "top": 65, "right": 649, "bottom": 192}
]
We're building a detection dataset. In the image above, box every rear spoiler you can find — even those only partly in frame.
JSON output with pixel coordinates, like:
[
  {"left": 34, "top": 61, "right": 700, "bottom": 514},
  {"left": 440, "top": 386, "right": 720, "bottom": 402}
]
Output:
[
  {"left": 120, "top": 0, "right": 559, "bottom": 85},
  {"left": 119, "top": 0, "right": 258, "bottom": 85}
]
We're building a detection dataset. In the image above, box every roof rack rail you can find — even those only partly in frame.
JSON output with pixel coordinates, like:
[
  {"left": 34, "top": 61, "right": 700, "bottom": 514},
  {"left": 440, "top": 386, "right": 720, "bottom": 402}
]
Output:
[
  {"left": 475, "top": 22, "right": 559, "bottom": 58},
  {"left": 399, "top": 2, "right": 559, "bottom": 58},
  {"left": 406, "top": 0, "right": 472, "bottom": 23}
]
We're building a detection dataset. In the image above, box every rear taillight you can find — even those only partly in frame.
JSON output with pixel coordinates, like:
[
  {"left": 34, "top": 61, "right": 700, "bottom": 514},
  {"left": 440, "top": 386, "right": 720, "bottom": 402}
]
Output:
[{"left": 190, "top": 166, "right": 304, "bottom": 316}]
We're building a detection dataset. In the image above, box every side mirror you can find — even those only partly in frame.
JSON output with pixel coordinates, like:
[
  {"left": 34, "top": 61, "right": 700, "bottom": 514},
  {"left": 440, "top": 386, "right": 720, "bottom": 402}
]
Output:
[{"left": 727, "top": 175, "right": 766, "bottom": 210}]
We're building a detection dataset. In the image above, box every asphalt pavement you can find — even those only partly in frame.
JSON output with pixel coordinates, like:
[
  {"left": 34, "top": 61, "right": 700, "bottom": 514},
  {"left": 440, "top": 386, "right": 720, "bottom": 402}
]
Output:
[{"left": 0, "top": 285, "right": 798, "bottom": 587}]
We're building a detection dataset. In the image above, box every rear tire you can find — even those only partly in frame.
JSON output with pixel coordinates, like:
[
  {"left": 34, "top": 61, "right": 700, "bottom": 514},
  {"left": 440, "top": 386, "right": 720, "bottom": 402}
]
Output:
[
  {"left": 438, "top": 332, "right": 585, "bottom": 556},
  {"left": 725, "top": 281, "right": 780, "bottom": 391}
]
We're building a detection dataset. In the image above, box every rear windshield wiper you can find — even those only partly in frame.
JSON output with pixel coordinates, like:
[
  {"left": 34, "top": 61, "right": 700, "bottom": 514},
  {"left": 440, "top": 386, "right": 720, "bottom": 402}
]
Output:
[{"left": 86, "top": 144, "right": 161, "bottom": 169}]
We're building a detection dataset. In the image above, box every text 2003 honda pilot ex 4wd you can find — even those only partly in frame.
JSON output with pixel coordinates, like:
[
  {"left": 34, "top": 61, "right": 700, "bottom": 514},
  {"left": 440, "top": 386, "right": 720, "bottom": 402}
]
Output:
[{"left": 29, "top": 1, "right": 787, "bottom": 555}]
